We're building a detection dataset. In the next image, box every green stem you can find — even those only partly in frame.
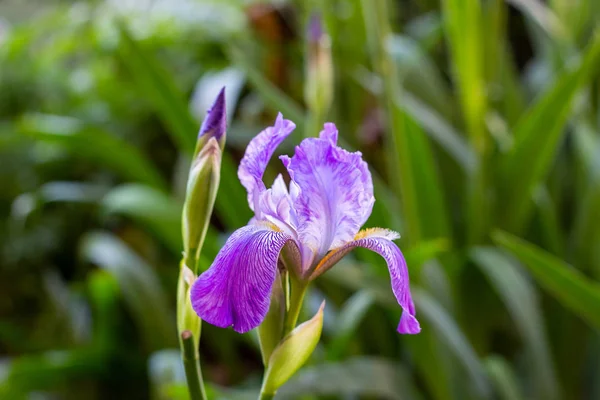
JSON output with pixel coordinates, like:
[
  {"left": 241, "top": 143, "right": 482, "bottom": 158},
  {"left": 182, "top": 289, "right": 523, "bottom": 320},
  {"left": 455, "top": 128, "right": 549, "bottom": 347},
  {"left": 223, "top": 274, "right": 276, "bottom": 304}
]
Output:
[
  {"left": 283, "top": 278, "right": 308, "bottom": 336},
  {"left": 258, "top": 392, "right": 275, "bottom": 400},
  {"left": 181, "top": 331, "right": 208, "bottom": 400}
]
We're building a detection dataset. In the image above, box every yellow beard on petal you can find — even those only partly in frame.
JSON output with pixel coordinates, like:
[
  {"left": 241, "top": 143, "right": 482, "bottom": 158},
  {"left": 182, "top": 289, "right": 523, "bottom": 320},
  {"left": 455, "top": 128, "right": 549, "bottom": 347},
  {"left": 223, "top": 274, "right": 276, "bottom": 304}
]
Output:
[{"left": 354, "top": 227, "right": 398, "bottom": 240}]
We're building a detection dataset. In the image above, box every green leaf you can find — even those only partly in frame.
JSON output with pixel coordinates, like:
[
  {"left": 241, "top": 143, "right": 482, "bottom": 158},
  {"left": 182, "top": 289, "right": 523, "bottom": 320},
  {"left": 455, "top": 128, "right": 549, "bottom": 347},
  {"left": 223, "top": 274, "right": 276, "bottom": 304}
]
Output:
[
  {"left": 102, "top": 184, "right": 183, "bottom": 255},
  {"left": 413, "top": 288, "right": 492, "bottom": 398},
  {"left": 499, "top": 33, "right": 600, "bottom": 232},
  {"left": 441, "top": 0, "right": 487, "bottom": 152},
  {"left": 277, "top": 357, "right": 420, "bottom": 400},
  {"left": 79, "top": 232, "right": 177, "bottom": 350},
  {"left": 261, "top": 302, "right": 325, "bottom": 395},
  {"left": 492, "top": 230, "right": 600, "bottom": 331},
  {"left": 361, "top": 0, "right": 451, "bottom": 245},
  {"left": 226, "top": 45, "right": 305, "bottom": 132},
  {"left": 118, "top": 25, "right": 197, "bottom": 153},
  {"left": 472, "top": 247, "right": 559, "bottom": 399},
  {"left": 19, "top": 113, "right": 167, "bottom": 190},
  {"left": 326, "top": 290, "right": 374, "bottom": 360},
  {"left": 484, "top": 356, "right": 525, "bottom": 400}
]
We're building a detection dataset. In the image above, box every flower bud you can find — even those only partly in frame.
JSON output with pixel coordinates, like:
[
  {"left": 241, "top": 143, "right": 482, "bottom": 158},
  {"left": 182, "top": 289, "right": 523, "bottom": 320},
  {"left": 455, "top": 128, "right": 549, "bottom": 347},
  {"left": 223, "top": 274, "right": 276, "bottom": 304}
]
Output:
[
  {"left": 261, "top": 301, "right": 325, "bottom": 396},
  {"left": 183, "top": 137, "right": 221, "bottom": 271},
  {"left": 194, "top": 87, "right": 227, "bottom": 156},
  {"left": 177, "top": 263, "right": 201, "bottom": 341},
  {"left": 304, "top": 13, "right": 333, "bottom": 117}
]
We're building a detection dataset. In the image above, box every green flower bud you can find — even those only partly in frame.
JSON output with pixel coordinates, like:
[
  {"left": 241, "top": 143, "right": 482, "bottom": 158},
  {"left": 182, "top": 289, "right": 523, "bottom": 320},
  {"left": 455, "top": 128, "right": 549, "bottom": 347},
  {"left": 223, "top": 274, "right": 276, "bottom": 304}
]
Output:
[
  {"left": 260, "top": 301, "right": 325, "bottom": 396},
  {"left": 182, "top": 137, "right": 221, "bottom": 271},
  {"left": 177, "top": 262, "right": 201, "bottom": 341}
]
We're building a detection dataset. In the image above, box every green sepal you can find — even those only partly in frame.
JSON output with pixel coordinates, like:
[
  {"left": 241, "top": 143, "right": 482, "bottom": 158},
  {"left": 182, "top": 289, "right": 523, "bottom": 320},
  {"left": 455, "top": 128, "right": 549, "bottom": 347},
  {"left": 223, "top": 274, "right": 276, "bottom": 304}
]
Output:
[{"left": 261, "top": 301, "right": 325, "bottom": 395}]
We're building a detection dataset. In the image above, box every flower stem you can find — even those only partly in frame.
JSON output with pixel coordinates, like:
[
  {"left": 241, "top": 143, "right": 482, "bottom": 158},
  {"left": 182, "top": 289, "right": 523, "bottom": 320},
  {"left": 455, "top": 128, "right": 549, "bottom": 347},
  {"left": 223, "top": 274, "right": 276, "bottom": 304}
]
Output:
[
  {"left": 258, "top": 392, "right": 275, "bottom": 400},
  {"left": 283, "top": 277, "right": 308, "bottom": 336},
  {"left": 181, "top": 331, "right": 208, "bottom": 400}
]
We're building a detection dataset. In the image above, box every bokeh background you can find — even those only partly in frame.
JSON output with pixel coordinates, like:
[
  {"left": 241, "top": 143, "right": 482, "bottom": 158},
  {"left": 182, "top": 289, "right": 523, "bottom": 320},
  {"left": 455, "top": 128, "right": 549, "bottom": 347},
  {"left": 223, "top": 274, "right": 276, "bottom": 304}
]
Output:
[{"left": 2, "top": 0, "right": 600, "bottom": 399}]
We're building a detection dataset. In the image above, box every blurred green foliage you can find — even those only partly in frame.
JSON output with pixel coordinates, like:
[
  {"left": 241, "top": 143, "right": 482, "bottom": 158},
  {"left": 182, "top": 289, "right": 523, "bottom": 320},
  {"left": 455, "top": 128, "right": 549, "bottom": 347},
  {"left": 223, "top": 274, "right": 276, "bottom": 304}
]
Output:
[{"left": 1, "top": 0, "right": 600, "bottom": 399}]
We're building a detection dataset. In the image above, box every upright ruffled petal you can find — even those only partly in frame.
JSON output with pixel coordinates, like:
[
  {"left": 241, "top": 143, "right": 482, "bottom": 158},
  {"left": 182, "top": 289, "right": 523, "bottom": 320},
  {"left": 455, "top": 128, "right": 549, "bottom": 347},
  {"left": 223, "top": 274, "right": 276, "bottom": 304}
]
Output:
[
  {"left": 190, "top": 225, "right": 297, "bottom": 333},
  {"left": 310, "top": 229, "right": 420, "bottom": 334},
  {"left": 280, "top": 123, "right": 374, "bottom": 265},
  {"left": 238, "top": 114, "right": 296, "bottom": 212},
  {"left": 258, "top": 174, "right": 298, "bottom": 236}
]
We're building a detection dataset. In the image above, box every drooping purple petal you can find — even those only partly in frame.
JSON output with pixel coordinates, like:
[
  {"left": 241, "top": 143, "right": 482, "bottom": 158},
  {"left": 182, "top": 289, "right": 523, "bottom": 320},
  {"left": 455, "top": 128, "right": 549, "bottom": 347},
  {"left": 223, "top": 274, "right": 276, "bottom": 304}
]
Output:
[
  {"left": 189, "top": 225, "right": 297, "bottom": 333},
  {"left": 280, "top": 123, "right": 374, "bottom": 265},
  {"left": 198, "top": 87, "right": 227, "bottom": 142},
  {"left": 310, "top": 229, "right": 420, "bottom": 334},
  {"left": 238, "top": 114, "right": 296, "bottom": 213}
]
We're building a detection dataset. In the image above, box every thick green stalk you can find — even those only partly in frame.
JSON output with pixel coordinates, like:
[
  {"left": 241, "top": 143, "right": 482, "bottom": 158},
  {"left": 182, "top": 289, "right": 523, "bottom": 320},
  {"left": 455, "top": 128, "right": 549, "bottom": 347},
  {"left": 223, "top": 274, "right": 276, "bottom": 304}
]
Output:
[
  {"left": 259, "top": 392, "right": 275, "bottom": 400},
  {"left": 181, "top": 331, "right": 208, "bottom": 400},
  {"left": 283, "top": 278, "right": 308, "bottom": 336}
]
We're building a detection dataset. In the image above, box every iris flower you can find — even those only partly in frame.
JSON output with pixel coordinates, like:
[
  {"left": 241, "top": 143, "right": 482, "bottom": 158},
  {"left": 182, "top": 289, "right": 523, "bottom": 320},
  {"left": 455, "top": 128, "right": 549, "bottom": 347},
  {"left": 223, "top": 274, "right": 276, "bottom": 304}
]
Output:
[{"left": 190, "top": 114, "right": 420, "bottom": 335}]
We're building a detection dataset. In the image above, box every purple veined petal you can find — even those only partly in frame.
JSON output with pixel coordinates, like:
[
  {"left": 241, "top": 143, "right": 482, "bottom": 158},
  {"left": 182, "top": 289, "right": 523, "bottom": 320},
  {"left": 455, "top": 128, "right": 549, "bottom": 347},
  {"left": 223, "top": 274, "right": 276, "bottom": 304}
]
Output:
[
  {"left": 309, "top": 228, "right": 420, "bottom": 334},
  {"left": 280, "top": 123, "right": 374, "bottom": 266},
  {"left": 319, "top": 122, "right": 338, "bottom": 145},
  {"left": 238, "top": 114, "right": 296, "bottom": 213},
  {"left": 190, "top": 224, "right": 299, "bottom": 333}
]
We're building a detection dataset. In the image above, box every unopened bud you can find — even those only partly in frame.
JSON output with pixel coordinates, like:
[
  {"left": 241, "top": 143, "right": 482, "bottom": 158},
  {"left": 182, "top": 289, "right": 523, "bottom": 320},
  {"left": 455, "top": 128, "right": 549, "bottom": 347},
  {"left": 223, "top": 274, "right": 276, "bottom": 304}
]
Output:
[
  {"left": 305, "top": 13, "right": 333, "bottom": 116},
  {"left": 183, "top": 137, "right": 221, "bottom": 271},
  {"left": 177, "top": 262, "right": 201, "bottom": 346},
  {"left": 261, "top": 301, "right": 325, "bottom": 396},
  {"left": 195, "top": 87, "right": 227, "bottom": 155}
]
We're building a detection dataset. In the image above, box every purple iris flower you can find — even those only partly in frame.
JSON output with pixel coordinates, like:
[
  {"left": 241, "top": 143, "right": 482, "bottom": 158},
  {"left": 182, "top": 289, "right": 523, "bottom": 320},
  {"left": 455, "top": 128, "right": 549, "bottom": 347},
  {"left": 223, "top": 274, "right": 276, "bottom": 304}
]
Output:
[{"left": 190, "top": 114, "right": 420, "bottom": 335}]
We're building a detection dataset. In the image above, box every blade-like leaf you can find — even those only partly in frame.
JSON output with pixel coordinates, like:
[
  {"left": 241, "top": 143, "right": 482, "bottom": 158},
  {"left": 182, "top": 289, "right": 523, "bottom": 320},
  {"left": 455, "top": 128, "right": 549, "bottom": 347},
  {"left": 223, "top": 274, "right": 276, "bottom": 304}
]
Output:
[
  {"left": 492, "top": 230, "right": 600, "bottom": 331},
  {"left": 472, "top": 247, "right": 559, "bottom": 399},
  {"left": 19, "top": 114, "right": 167, "bottom": 190},
  {"left": 441, "top": 0, "right": 487, "bottom": 151},
  {"left": 485, "top": 356, "right": 525, "bottom": 400},
  {"left": 80, "top": 232, "right": 177, "bottom": 350},
  {"left": 102, "top": 184, "right": 183, "bottom": 255},
  {"left": 277, "top": 357, "right": 420, "bottom": 400},
  {"left": 499, "top": 33, "right": 600, "bottom": 232}
]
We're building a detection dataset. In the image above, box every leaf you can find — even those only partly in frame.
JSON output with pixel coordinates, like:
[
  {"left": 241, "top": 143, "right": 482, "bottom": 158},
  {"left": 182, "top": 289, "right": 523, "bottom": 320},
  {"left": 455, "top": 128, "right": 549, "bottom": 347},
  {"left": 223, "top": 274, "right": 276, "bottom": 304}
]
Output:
[
  {"left": 472, "top": 247, "right": 559, "bottom": 399},
  {"left": 360, "top": 1, "right": 451, "bottom": 246},
  {"left": 79, "top": 232, "right": 177, "bottom": 351},
  {"left": 276, "top": 357, "right": 419, "bottom": 400},
  {"left": 499, "top": 33, "right": 600, "bottom": 232},
  {"left": 484, "top": 355, "right": 525, "bottom": 400},
  {"left": 441, "top": 0, "right": 487, "bottom": 151},
  {"left": 492, "top": 230, "right": 600, "bottom": 331},
  {"left": 261, "top": 302, "right": 325, "bottom": 395},
  {"left": 413, "top": 288, "right": 492, "bottom": 398},
  {"left": 19, "top": 113, "right": 167, "bottom": 190},
  {"left": 322, "top": 262, "right": 491, "bottom": 399},
  {"left": 226, "top": 45, "right": 305, "bottom": 132},
  {"left": 102, "top": 184, "right": 183, "bottom": 255},
  {"left": 118, "top": 25, "right": 197, "bottom": 153},
  {"left": 326, "top": 290, "right": 374, "bottom": 360}
]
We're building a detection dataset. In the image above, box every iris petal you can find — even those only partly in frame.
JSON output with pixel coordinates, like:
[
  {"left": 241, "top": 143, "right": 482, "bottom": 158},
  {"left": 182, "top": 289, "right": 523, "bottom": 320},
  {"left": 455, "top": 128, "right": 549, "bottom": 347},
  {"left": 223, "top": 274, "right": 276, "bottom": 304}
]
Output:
[
  {"left": 189, "top": 225, "right": 297, "bottom": 333},
  {"left": 310, "top": 229, "right": 420, "bottom": 334},
  {"left": 238, "top": 114, "right": 296, "bottom": 212},
  {"left": 280, "top": 123, "right": 374, "bottom": 265}
]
